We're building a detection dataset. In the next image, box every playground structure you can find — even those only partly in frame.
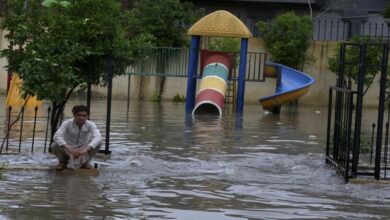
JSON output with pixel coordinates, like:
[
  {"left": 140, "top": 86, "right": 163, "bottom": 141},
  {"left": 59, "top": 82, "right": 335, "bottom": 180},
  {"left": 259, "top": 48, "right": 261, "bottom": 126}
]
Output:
[
  {"left": 185, "top": 10, "right": 251, "bottom": 116},
  {"left": 192, "top": 50, "right": 233, "bottom": 115},
  {"left": 260, "top": 63, "right": 315, "bottom": 113},
  {"left": 185, "top": 10, "right": 314, "bottom": 116}
]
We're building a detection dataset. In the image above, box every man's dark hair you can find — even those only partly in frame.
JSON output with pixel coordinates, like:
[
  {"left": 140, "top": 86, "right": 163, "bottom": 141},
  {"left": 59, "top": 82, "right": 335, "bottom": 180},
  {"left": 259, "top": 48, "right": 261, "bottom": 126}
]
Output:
[{"left": 72, "top": 105, "right": 89, "bottom": 115}]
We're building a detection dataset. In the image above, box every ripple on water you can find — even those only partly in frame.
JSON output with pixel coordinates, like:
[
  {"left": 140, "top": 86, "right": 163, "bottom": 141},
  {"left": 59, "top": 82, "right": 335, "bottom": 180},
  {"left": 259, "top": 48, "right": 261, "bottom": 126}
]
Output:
[{"left": 1, "top": 100, "right": 390, "bottom": 219}]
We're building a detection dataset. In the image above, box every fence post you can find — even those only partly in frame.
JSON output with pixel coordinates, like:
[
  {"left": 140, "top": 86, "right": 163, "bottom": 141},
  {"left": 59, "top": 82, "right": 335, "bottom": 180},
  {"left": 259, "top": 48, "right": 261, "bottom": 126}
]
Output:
[
  {"left": 44, "top": 106, "right": 51, "bottom": 153},
  {"left": 103, "top": 54, "right": 113, "bottom": 155},
  {"left": 31, "top": 106, "right": 38, "bottom": 153},
  {"left": 185, "top": 36, "right": 200, "bottom": 114},
  {"left": 18, "top": 106, "right": 25, "bottom": 153},
  {"left": 7, "top": 106, "right": 12, "bottom": 152},
  {"left": 374, "top": 44, "right": 389, "bottom": 179},
  {"left": 236, "top": 38, "right": 249, "bottom": 114},
  {"left": 351, "top": 43, "right": 366, "bottom": 177}
]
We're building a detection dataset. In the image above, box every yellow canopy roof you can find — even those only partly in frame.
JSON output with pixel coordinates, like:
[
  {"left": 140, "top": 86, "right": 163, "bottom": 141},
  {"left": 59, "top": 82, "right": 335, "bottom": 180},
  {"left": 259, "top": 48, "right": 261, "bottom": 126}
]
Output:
[{"left": 188, "top": 10, "right": 252, "bottom": 38}]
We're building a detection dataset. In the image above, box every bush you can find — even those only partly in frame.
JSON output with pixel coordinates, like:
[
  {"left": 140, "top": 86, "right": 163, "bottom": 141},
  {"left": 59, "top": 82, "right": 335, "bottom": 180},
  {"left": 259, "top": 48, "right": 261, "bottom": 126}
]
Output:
[
  {"left": 152, "top": 92, "right": 162, "bottom": 102},
  {"left": 256, "top": 12, "right": 313, "bottom": 70},
  {"left": 208, "top": 37, "right": 240, "bottom": 53},
  {"left": 173, "top": 93, "right": 185, "bottom": 102}
]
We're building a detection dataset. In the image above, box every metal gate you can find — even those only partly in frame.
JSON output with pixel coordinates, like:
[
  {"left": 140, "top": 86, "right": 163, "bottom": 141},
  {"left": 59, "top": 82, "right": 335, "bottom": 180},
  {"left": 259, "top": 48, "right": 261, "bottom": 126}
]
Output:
[{"left": 326, "top": 42, "right": 389, "bottom": 182}]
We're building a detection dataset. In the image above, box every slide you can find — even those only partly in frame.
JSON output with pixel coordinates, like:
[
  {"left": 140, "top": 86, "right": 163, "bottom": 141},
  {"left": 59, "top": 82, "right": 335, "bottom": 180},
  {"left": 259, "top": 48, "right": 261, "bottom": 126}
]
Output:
[
  {"left": 192, "top": 50, "right": 233, "bottom": 116},
  {"left": 6, "top": 74, "right": 42, "bottom": 108},
  {"left": 259, "top": 62, "right": 314, "bottom": 113}
]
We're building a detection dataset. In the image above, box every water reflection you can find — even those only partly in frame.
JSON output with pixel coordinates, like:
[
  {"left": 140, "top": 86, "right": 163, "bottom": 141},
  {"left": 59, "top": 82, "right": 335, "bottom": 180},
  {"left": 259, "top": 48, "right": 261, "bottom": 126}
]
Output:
[
  {"left": 0, "top": 171, "right": 105, "bottom": 219},
  {"left": 1, "top": 99, "right": 390, "bottom": 219}
]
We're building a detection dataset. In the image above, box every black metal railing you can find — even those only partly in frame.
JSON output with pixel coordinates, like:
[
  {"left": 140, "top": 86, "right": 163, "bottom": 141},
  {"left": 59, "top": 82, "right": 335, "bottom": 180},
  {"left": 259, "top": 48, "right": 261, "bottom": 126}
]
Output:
[
  {"left": 313, "top": 19, "right": 390, "bottom": 42},
  {"left": 326, "top": 86, "right": 356, "bottom": 181},
  {"left": 1, "top": 105, "right": 51, "bottom": 154},
  {"left": 326, "top": 42, "right": 390, "bottom": 182},
  {"left": 243, "top": 16, "right": 390, "bottom": 41},
  {"left": 126, "top": 47, "right": 190, "bottom": 77}
]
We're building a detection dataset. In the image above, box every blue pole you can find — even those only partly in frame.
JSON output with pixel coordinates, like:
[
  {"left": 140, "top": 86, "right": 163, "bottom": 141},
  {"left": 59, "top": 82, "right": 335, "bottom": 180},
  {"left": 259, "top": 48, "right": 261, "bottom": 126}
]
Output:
[
  {"left": 185, "top": 35, "right": 200, "bottom": 114},
  {"left": 236, "top": 38, "right": 248, "bottom": 114}
]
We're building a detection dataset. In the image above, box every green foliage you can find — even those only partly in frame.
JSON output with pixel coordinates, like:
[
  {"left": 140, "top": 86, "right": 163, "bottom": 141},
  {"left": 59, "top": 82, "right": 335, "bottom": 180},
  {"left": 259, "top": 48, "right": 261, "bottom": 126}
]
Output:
[
  {"left": 42, "top": 0, "right": 70, "bottom": 7},
  {"left": 1, "top": 0, "right": 154, "bottom": 103},
  {"left": 173, "top": 93, "right": 185, "bottom": 102},
  {"left": 152, "top": 92, "right": 161, "bottom": 102},
  {"left": 128, "top": 0, "right": 201, "bottom": 47},
  {"left": 208, "top": 37, "right": 240, "bottom": 53},
  {"left": 328, "top": 36, "right": 383, "bottom": 95},
  {"left": 1, "top": 0, "right": 155, "bottom": 138},
  {"left": 359, "top": 139, "right": 372, "bottom": 154},
  {"left": 256, "top": 12, "right": 313, "bottom": 69}
]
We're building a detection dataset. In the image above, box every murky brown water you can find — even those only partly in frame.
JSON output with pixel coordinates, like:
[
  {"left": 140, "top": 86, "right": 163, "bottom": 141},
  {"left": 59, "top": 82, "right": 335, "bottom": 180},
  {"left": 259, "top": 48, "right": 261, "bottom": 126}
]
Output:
[{"left": 1, "top": 97, "right": 390, "bottom": 220}]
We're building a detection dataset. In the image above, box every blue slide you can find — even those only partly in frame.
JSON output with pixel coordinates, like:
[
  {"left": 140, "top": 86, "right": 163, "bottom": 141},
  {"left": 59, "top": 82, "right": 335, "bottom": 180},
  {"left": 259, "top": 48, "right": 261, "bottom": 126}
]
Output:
[{"left": 259, "top": 62, "right": 315, "bottom": 113}]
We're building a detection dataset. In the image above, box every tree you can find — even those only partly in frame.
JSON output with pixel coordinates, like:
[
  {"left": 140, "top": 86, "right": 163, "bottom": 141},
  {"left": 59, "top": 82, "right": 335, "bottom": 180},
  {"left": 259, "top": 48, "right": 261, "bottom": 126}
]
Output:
[
  {"left": 256, "top": 12, "right": 313, "bottom": 70},
  {"left": 129, "top": 0, "right": 200, "bottom": 47},
  {"left": 208, "top": 37, "right": 240, "bottom": 53},
  {"left": 1, "top": 0, "right": 154, "bottom": 138},
  {"left": 328, "top": 36, "right": 383, "bottom": 96},
  {"left": 128, "top": 0, "right": 200, "bottom": 101}
]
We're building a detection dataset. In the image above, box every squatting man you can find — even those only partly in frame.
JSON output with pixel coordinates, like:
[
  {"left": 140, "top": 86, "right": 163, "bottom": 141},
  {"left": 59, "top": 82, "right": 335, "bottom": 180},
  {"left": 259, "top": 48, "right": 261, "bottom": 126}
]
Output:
[{"left": 51, "top": 105, "right": 103, "bottom": 170}]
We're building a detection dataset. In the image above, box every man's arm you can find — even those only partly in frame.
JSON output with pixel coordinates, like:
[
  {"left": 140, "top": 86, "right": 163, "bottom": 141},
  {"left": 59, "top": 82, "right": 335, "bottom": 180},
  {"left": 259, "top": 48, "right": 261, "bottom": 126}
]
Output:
[
  {"left": 53, "top": 120, "right": 70, "bottom": 147},
  {"left": 79, "top": 121, "right": 102, "bottom": 155}
]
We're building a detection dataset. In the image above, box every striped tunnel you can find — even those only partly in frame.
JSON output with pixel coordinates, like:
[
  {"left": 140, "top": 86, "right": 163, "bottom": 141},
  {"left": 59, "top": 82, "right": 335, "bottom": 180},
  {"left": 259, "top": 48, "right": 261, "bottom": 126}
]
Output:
[{"left": 192, "top": 50, "right": 233, "bottom": 116}]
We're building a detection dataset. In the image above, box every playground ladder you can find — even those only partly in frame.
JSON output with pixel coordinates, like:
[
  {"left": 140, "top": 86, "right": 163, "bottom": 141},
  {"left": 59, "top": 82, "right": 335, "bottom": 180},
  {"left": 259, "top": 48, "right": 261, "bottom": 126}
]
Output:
[{"left": 225, "top": 80, "right": 236, "bottom": 108}]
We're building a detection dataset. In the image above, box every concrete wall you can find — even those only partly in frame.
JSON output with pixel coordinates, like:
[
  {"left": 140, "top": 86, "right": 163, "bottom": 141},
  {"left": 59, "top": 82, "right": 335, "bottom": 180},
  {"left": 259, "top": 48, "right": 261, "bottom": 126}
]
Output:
[{"left": 0, "top": 34, "right": 383, "bottom": 107}]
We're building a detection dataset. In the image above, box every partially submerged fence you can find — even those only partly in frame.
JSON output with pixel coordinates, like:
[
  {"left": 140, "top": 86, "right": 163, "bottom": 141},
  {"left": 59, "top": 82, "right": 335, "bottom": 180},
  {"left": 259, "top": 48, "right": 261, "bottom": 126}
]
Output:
[
  {"left": 326, "top": 42, "right": 390, "bottom": 182},
  {"left": 1, "top": 105, "right": 52, "bottom": 154},
  {"left": 126, "top": 47, "right": 268, "bottom": 82}
]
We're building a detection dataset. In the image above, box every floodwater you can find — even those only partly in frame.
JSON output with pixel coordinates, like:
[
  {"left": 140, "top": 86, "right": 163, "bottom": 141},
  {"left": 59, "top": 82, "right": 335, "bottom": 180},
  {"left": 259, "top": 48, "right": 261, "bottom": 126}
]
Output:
[{"left": 1, "top": 97, "right": 390, "bottom": 220}]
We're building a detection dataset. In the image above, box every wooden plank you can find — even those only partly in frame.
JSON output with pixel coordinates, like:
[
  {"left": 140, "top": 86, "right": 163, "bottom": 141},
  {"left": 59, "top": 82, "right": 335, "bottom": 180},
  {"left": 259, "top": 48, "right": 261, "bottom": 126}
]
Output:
[{"left": 62, "top": 168, "right": 99, "bottom": 176}]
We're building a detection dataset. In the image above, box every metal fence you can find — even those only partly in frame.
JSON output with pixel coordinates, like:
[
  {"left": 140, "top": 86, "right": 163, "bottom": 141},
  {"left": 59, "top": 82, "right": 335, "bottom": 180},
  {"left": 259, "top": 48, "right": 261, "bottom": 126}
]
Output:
[
  {"left": 127, "top": 47, "right": 268, "bottom": 82},
  {"left": 313, "top": 19, "right": 390, "bottom": 41},
  {"left": 241, "top": 16, "right": 390, "bottom": 41},
  {"left": 1, "top": 105, "right": 52, "bottom": 154},
  {"left": 126, "top": 47, "right": 190, "bottom": 77},
  {"left": 326, "top": 43, "right": 390, "bottom": 182}
]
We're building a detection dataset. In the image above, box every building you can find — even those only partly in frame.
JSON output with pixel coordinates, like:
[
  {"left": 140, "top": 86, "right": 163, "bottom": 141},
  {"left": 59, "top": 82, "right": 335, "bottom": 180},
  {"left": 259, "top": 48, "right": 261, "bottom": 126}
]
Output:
[{"left": 186, "top": 0, "right": 388, "bottom": 41}]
